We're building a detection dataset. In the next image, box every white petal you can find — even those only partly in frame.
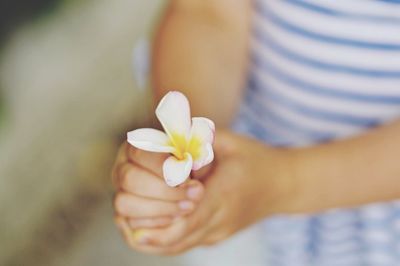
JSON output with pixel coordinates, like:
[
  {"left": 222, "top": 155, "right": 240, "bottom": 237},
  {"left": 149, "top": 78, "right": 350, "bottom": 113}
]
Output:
[
  {"left": 192, "top": 143, "right": 214, "bottom": 171},
  {"left": 127, "top": 128, "right": 175, "bottom": 153},
  {"left": 156, "top": 91, "right": 191, "bottom": 140},
  {"left": 190, "top": 117, "right": 215, "bottom": 144},
  {"left": 163, "top": 153, "right": 193, "bottom": 187}
]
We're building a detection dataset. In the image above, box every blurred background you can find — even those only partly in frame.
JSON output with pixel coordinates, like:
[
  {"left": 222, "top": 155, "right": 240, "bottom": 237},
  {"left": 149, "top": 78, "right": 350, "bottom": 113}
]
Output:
[{"left": 0, "top": 1, "right": 263, "bottom": 266}]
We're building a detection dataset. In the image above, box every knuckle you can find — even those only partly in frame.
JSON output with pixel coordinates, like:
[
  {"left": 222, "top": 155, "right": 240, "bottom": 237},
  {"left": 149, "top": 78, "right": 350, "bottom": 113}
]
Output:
[
  {"left": 114, "top": 194, "right": 128, "bottom": 214},
  {"left": 111, "top": 163, "right": 123, "bottom": 186},
  {"left": 113, "top": 163, "right": 130, "bottom": 187},
  {"left": 119, "top": 165, "right": 140, "bottom": 190},
  {"left": 120, "top": 169, "right": 132, "bottom": 189}
]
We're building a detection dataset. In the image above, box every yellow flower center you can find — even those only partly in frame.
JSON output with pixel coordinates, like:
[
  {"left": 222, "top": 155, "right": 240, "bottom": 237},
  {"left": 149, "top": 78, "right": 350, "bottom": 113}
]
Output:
[{"left": 169, "top": 133, "right": 202, "bottom": 160}]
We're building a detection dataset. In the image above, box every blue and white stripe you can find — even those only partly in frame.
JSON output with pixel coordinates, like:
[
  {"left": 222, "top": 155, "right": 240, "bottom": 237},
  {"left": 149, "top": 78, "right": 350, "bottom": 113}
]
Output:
[{"left": 232, "top": 1, "right": 400, "bottom": 265}]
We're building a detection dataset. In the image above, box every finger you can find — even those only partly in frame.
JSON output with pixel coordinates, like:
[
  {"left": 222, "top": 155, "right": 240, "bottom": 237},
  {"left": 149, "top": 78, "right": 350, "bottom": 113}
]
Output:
[
  {"left": 115, "top": 216, "right": 206, "bottom": 256},
  {"left": 115, "top": 216, "right": 155, "bottom": 248},
  {"left": 155, "top": 226, "right": 208, "bottom": 255},
  {"left": 213, "top": 129, "right": 234, "bottom": 152},
  {"left": 116, "top": 227, "right": 205, "bottom": 256},
  {"left": 114, "top": 192, "right": 195, "bottom": 218},
  {"left": 125, "top": 217, "right": 210, "bottom": 256},
  {"left": 114, "top": 216, "right": 136, "bottom": 248},
  {"left": 142, "top": 202, "right": 214, "bottom": 247},
  {"left": 135, "top": 209, "right": 225, "bottom": 255},
  {"left": 112, "top": 162, "right": 129, "bottom": 189},
  {"left": 159, "top": 218, "right": 231, "bottom": 256},
  {"left": 116, "top": 163, "right": 205, "bottom": 202},
  {"left": 191, "top": 162, "right": 215, "bottom": 181},
  {"left": 111, "top": 143, "right": 131, "bottom": 187},
  {"left": 127, "top": 216, "right": 173, "bottom": 229},
  {"left": 115, "top": 217, "right": 174, "bottom": 255},
  {"left": 116, "top": 162, "right": 192, "bottom": 201},
  {"left": 183, "top": 179, "right": 205, "bottom": 202},
  {"left": 127, "top": 147, "right": 168, "bottom": 178}
]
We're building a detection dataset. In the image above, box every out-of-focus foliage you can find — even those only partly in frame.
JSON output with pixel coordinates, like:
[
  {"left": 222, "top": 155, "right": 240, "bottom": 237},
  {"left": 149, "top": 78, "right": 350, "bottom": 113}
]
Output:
[
  {"left": 0, "top": 89, "right": 4, "bottom": 129},
  {"left": 0, "top": 1, "right": 263, "bottom": 265},
  {"left": 0, "top": 0, "right": 62, "bottom": 45},
  {"left": 0, "top": 1, "right": 172, "bottom": 265}
]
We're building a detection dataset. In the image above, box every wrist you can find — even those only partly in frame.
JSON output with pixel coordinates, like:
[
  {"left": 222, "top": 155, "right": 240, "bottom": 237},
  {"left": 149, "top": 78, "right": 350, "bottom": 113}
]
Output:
[{"left": 258, "top": 147, "right": 304, "bottom": 217}]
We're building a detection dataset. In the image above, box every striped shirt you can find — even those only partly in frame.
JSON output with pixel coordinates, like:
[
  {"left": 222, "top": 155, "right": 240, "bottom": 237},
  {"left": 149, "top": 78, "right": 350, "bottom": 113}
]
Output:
[{"left": 232, "top": 1, "right": 400, "bottom": 265}]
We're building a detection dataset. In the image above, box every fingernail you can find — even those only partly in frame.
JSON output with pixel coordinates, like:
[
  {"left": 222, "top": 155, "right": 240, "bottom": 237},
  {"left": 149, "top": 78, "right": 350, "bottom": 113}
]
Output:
[
  {"left": 187, "top": 185, "right": 202, "bottom": 200},
  {"left": 178, "top": 200, "right": 194, "bottom": 211},
  {"left": 132, "top": 230, "right": 149, "bottom": 244}
]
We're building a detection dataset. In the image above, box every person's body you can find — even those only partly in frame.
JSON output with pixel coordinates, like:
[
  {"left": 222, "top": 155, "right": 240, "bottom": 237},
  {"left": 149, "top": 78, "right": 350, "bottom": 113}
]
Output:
[{"left": 112, "top": 1, "right": 400, "bottom": 265}]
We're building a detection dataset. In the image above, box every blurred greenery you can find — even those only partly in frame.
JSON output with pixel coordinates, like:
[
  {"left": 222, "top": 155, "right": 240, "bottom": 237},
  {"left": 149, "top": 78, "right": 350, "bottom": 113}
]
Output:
[
  {"left": 0, "top": 89, "right": 4, "bottom": 130},
  {"left": 0, "top": 0, "right": 66, "bottom": 130},
  {"left": 0, "top": 0, "right": 62, "bottom": 46}
]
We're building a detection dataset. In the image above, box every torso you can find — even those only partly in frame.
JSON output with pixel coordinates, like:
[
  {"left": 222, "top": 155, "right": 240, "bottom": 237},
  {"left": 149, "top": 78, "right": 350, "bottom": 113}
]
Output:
[{"left": 232, "top": 1, "right": 400, "bottom": 265}]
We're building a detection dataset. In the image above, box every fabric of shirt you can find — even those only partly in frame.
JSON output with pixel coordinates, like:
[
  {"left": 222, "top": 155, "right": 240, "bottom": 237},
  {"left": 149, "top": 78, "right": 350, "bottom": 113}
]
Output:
[{"left": 232, "top": 1, "right": 400, "bottom": 265}]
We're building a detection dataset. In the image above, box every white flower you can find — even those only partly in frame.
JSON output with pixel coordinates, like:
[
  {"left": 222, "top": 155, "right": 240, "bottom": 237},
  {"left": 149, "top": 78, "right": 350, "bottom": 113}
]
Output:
[{"left": 127, "top": 91, "right": 215, "bottom": 187}]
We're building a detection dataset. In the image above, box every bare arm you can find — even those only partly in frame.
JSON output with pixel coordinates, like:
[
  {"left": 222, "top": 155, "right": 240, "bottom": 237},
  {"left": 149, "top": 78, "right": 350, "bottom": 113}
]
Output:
[
  {"left": 289, "top": 120, "right": 400, "bottom": 213},
  {"left": 151, "top": 0, "right": 400, "bottom": 212},
  {"left": 151, "top": 0, "right": 251, "bottom": 127},
  {"left": 151, "top": 0, "right": 400, "bottom": 214},
  {"left": 113, "top": 1, "right": 400, "bottom": 253}
]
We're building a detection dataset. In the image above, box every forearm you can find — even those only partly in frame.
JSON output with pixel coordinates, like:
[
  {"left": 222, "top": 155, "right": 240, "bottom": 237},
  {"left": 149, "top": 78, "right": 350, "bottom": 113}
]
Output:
[
  {"left": 290, "top": 120, "right": 400, "bottom": 213},
  {"left": 151, "top": 0, "right": 251, "bottom": 127}
]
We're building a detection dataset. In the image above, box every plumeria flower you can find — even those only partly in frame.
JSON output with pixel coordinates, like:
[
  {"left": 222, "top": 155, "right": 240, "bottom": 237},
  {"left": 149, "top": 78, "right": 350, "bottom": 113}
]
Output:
[{"left": 127, "top": 91, "right": 215, "bottom": 187}]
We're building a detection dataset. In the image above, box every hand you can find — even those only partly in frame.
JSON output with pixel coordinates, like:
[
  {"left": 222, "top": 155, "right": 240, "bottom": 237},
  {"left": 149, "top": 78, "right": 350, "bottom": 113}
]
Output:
[
  {"left": 112, "top": 141, "right": 205, "bottom": 238},
  {"left": 115, "top": 129, "right": 296, "bottom": 255}
]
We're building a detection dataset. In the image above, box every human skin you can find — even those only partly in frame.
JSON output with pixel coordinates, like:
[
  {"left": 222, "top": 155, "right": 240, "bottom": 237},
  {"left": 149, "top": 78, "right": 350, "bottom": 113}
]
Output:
[{"left": 113, "top": 0, "right": 400, "bottom": 255}]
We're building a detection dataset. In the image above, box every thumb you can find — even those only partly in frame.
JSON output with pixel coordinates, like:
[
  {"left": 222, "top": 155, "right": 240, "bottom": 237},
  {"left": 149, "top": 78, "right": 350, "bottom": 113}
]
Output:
[
  {"left": 213, "top": 129, "right": 236, "bottom": 155},
  {"left": 191, "top": 162, "right": 214, "bottom": 181}
]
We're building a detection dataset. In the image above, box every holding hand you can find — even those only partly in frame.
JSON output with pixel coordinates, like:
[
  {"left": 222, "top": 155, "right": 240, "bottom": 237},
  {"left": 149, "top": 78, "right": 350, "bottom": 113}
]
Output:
[
  {"left": 113, "top": 130, "right": 296, "bottom": 255},
  {"left": 112, "top": 142, "right": 205, "bottom": 238}
]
